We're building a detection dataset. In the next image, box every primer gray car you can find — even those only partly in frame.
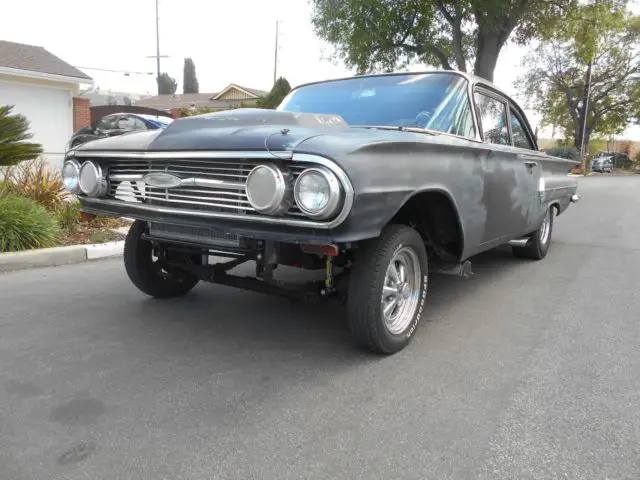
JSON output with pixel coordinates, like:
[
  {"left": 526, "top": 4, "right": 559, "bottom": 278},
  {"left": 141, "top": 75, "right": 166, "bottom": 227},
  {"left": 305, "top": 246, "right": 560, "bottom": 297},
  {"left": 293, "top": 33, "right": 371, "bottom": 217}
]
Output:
[{"left": 62, "top": 71, "right": 580, "bottom": 354}]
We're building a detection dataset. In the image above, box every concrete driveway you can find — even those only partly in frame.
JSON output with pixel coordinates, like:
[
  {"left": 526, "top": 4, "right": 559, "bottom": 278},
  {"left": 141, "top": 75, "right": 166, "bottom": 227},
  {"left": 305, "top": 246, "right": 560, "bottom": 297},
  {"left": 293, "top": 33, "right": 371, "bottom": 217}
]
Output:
[{"left": 1, "top": 175, "right": 639, "bottom": 480}]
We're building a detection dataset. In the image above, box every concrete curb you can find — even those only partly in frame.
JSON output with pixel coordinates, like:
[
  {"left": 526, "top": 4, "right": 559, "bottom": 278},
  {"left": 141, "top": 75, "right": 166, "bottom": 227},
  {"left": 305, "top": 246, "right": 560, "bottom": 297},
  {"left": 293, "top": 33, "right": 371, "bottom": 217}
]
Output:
[{"left": 0, "top": 241, "right": 125, "bottom": 273}]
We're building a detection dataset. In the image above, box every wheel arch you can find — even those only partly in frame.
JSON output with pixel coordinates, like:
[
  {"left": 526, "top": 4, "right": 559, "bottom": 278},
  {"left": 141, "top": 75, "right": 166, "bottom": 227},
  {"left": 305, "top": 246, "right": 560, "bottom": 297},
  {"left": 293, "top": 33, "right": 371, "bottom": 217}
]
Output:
[{"left": 386, "top": 187, "right": 466, "bottom": 263}]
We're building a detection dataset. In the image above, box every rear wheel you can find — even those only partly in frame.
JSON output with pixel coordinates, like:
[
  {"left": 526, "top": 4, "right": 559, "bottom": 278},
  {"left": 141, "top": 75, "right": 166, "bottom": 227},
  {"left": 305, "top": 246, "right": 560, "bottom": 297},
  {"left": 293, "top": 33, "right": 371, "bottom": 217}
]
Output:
[
  {"left": 124, "top": 220, "right": 199, "bottom": 298},
  {"left": 512, "top": 206, "right": 554, "bottom": 260},
  {"left": 347, "top": 225, "right": 429, "bottom": 354}
]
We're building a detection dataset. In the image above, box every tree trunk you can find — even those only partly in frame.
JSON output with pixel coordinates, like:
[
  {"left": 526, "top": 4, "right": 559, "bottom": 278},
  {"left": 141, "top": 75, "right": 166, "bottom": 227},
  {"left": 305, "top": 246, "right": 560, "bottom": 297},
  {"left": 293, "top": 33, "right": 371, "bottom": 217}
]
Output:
[{"left": 473, "top": 32, "right": 502, "bottom": 82}]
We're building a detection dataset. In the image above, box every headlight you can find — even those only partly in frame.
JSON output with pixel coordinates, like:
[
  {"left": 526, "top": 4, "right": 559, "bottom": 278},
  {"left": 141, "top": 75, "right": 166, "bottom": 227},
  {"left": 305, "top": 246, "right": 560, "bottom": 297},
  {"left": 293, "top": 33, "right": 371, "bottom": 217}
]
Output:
[
  {"left": 78, "top": 161, "right": 108, "bottom": 197},
  {"left": 294, "top": 167, "right": 342, "bottom": 220},
  {"left": 62, "top": 159, "right": 81, "bottom": 194},
  {"left": 245, "top": 164, "right": 292, "bottom": 215}
]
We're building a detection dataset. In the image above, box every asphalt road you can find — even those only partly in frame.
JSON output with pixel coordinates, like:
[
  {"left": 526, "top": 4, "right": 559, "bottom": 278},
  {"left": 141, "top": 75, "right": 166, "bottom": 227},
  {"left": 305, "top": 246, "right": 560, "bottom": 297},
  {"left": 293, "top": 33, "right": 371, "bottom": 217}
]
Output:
[{"left": 1, "top": 175, "right": 639, "bottom": 480}]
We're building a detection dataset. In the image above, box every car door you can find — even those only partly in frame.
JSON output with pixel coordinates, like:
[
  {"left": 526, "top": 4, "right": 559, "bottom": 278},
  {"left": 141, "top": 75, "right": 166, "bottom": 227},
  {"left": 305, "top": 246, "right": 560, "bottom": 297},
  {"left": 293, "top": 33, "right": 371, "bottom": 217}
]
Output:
[
  {"left": 508, "top": 105, "right": 543, "bottom": 234},
  {"left": 474, "top": 89, "right": 536, "bottom": 243}
]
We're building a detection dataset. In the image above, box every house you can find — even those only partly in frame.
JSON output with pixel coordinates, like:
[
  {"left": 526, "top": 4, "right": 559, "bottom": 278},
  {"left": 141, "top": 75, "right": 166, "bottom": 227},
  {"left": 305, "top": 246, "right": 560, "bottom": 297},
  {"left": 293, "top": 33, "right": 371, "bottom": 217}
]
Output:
[
  {"left": 135, "top": 84, "right": 269, "bottom": 116},
  {"left": 79, "top": 88, "right": 150, "bottom": 107},
  {"left": 0, "top": 40, "right": 93, "bottom": 168}
]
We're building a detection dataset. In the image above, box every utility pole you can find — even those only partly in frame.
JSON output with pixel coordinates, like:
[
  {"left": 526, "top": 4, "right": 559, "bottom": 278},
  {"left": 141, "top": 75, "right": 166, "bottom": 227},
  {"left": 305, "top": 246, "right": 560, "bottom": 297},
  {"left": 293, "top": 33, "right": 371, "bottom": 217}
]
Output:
[
  {"left": 273, "top": 20, "right": 279, "bottom": 86},
  {"left": 146, "top": 0, "right": 169, "bottom": 94},
  {"left": 579, "top": 60, "right": 593, "bottom": 177},
  {"left": 155, "top": 0, "right": 161, "bottom": 82}
]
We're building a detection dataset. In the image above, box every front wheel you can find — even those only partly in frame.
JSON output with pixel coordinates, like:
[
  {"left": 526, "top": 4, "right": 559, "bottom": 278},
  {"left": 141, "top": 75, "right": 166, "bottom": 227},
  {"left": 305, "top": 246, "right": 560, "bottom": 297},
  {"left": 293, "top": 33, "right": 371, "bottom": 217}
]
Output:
[
  {"left": 512, "top": 206, "right": 554, "bottom": 260},
  {"left": 347, "top": 225, "right": 429, "bottom": 354},
  {"left": 124, "top": 220, "right": 199, "bottom": 298}
]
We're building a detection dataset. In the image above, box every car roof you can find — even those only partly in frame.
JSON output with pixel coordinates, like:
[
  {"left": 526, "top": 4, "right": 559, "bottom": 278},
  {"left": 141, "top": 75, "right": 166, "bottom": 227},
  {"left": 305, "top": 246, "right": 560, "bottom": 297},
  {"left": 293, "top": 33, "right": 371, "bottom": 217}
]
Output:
[
  {"left": 291, "top": 69, "right": 501, "bottom": 92},
  {"left": 103, "top": 112, "right": 172, "bottom": 121}
]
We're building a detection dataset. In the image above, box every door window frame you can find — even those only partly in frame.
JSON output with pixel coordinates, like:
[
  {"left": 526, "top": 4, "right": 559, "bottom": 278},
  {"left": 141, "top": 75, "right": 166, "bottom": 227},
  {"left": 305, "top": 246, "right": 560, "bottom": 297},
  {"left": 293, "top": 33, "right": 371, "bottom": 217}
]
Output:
[
  {"left": 473, "top": 88, "right": 511, "bottom": 146},
  {"left": 473, "top": 84, "right": 539, "bottom": 151}
]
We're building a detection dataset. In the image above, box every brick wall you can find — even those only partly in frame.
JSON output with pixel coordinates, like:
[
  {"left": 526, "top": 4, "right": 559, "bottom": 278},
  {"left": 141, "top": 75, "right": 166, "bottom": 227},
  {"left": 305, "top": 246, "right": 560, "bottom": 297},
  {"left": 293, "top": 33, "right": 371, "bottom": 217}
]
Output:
[{"left": 73, "top": 97, "right": 91, "bottom": 131}]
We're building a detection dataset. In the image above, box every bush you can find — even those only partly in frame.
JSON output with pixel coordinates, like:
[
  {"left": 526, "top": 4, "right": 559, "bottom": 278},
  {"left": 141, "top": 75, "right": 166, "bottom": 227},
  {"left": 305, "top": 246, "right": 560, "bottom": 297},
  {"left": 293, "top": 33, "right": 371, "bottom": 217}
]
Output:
[
  {"left": 2, "top": 158, "right": 68, "bottom": 211},
  {"left": 0, "top": 194, "right": 61, "bottom": 252},
  {"left": 545, "top": 146, "right": 580, "bottom": 161}
]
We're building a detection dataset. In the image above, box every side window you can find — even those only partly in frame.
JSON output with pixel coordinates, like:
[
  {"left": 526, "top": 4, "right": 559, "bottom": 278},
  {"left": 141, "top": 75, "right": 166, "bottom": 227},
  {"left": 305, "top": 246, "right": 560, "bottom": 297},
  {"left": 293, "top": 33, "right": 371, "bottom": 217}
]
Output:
[
  {"left": 117, "top": 116, "right": 136, "bottom": 131},
  {"left": 510, "top": 108, "right": 534, "bottom": 150},
  {"left": 474, "top": 92, "right": 510, "bottom": 145},
  {"left": 96, "top": 115, "right": 118, "bottom": 130},
  {"left": 132, "top": 117, "right": 148, "bottom": 130}
]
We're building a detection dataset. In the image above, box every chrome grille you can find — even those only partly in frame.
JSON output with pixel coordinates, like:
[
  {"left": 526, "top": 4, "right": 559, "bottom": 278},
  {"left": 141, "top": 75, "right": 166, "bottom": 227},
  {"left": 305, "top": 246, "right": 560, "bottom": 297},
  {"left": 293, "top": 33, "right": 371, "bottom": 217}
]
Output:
[{"left": 103, "top": 157, "right": 306, "bottom": 217}]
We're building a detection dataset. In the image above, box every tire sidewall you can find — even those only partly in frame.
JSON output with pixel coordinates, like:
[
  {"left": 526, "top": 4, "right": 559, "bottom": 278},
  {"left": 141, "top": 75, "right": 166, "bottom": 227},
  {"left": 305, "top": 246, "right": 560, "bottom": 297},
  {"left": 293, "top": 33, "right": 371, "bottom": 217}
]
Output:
[
  {"left": 537, "top": 207, "right": 554, "bottom": 256},
  {"left": 374, "top": 229, "right": 429, "bottom": 351}
]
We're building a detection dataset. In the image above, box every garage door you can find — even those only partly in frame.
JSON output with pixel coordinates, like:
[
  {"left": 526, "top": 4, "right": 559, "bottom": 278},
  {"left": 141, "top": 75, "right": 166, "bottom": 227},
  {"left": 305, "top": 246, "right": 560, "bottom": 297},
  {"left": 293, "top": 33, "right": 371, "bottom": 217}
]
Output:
[{"left": 0, "top": 81, "right": 72, "bottom": 169}]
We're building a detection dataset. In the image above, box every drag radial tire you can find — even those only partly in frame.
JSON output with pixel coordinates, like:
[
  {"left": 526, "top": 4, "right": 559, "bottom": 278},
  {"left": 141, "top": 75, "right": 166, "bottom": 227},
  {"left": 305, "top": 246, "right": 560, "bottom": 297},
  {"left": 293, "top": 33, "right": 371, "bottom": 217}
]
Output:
[
  {"left": 512, "top": 206, "right": 554, "bottom": 260},
  {"left": 347, "top": 224, "right": 429, "bottom": 354},
  {"left": 124, "top": 220, "right": 199, "bottom": 298}
]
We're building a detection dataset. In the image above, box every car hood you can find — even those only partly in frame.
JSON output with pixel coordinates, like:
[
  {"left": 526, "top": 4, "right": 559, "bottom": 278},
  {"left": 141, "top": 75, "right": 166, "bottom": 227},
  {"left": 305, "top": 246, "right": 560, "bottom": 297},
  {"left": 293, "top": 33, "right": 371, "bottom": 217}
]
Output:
[{"left": 75, "top": 108, "right": 475, "bottom": 167}]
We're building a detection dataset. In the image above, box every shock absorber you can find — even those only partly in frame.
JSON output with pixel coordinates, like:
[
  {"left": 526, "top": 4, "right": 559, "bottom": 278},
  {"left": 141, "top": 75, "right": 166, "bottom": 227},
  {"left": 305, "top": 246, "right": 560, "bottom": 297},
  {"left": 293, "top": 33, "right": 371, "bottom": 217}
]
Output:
[{"left": 321, "top": 255, "right": 336, "bottom": 297}]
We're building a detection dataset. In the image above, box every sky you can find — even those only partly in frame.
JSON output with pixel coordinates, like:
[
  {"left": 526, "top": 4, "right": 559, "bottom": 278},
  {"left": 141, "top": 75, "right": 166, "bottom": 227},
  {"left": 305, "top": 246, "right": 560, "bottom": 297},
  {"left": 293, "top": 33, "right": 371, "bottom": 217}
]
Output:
[{"left": 3, "top": 0, "right": 639, "bottom": 140}]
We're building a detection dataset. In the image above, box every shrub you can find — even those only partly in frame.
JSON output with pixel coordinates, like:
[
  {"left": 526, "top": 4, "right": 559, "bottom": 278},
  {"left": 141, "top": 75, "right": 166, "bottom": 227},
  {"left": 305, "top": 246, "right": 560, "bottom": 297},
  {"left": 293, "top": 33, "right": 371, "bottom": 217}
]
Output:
[
  {"left": 2, "top": 158, "right": 68, "bottom": 211},
  {"left": 0, "top": 194, "right": 61, "bottom": 252},
  {"left": 0, "top": 105, "right": 43, "bottom": 167},
  {"left": 545, "top": 146, "right": 580, "bottom": 161},
  {"left": 56, "top": 200, "right": 80, "bottom": 232}
]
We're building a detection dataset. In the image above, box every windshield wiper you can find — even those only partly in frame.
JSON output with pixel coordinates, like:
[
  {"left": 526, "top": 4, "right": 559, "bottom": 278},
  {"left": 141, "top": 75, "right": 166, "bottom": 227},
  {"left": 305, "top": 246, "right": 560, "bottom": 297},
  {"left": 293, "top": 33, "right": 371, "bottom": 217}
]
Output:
[{"left": 352, "top": 125, "right": 438, "bottom": 135}]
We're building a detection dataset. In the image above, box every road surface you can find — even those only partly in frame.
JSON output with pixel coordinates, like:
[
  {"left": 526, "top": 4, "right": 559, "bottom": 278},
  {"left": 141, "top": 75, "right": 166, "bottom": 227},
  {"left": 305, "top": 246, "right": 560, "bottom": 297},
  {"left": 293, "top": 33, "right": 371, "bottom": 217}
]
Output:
[{"left": 1, "top": 175, "right": 639, "bottom": 480}]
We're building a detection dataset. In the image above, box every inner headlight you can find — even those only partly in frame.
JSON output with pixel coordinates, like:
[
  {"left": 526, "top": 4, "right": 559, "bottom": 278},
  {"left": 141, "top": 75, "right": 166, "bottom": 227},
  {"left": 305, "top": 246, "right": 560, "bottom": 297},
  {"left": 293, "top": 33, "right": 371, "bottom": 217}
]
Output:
[
  {"left": 78, "top": 161, "right": 108, "bottom": 197},
  {"left": 245, "top": 164, "right": 292, "bottom": 215},
  {"left": 294, "top": 167, "right": 342, "bottom": 220},
  {"left": 62, "top": 159, "right": 81, "bottom": 194}
]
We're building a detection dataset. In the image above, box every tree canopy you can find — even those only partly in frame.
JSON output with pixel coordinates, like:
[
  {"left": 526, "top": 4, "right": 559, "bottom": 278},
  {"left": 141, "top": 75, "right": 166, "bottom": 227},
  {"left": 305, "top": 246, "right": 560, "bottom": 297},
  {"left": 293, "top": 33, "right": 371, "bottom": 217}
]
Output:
[
  {"left": 310, "top": 0, "right": 574, "bottom": 81},
  {"left": 256, "top": 77, "right": 292, "bottom": 109},
  {"left": 0, "top": 105, "right": 43, "bottom": 167},
  {"left": 157, "top": 73, "right": 177, "bottom": 95},
  {"left": 183, "top": 58, "right": 199, "bottom": 94},
  {"left": 517, "top": 2, "right": 639, "bottom": 151}
]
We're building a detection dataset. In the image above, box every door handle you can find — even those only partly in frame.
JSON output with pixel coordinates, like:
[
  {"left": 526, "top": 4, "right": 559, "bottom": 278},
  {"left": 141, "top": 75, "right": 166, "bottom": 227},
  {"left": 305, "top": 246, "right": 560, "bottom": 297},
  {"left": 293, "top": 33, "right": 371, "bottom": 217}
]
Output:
[{"left": 524, "top": 160, "right": 538, "bottom": 168}]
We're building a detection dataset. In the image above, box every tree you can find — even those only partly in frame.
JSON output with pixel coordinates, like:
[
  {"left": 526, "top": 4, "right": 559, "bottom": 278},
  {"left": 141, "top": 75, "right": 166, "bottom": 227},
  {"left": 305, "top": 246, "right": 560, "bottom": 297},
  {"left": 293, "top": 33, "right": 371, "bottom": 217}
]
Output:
[
  {"left": 256, "top": 77, "right": 292, "bottom": 109},
  {"left": 157, "top": 73, "right": 177, "bottom": 95},
  {"left": 310, "top": 0, "right": 574, "bottom": 81},
  {"left": 517, "top": 3, "right": 640, "bottom": 156},
  {"left": 183, "top": 58, "right": 199, "bottom": 94},
  {"left": 0, "top": 105, "right": 43, "bottom": 167}
]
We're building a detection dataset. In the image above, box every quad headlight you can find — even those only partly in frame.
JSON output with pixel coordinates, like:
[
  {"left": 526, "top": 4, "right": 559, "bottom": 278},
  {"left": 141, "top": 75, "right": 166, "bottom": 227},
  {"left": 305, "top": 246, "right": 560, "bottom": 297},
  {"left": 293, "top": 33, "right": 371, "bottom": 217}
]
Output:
[
  {"left": 78, "top": 161, "right": 108, "bottom": 197},
  {"left": 294, "top": 167, "right": 342, "bottom": 220},
  {"left": 61, "top": 159, "right": 81, "bottom": 194},
  {"left": 245, "top": 164, "right": 292, "bottom": 215}
]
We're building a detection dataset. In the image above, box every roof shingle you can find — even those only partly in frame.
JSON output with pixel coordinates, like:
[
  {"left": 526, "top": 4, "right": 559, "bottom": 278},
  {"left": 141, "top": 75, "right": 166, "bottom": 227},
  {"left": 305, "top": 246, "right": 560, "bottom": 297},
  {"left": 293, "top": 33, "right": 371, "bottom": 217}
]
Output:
[{"left": 0, "top": 40, "right": 92, "bottom": 81}]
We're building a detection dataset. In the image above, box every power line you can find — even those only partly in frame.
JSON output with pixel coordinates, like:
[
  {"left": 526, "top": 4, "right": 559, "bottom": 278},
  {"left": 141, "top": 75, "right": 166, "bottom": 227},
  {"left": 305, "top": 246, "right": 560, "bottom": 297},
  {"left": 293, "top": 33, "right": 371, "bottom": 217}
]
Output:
[{"left": 74, "top": 66, "right": 154, "bottom": 76}]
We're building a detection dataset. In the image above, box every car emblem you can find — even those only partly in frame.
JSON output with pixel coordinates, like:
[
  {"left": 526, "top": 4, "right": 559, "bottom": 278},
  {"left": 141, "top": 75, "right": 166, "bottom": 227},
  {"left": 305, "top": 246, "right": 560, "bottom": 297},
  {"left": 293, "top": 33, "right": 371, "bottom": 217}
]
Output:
[{"left": 142, "top": 172, "right": 182, "bottom": 189}]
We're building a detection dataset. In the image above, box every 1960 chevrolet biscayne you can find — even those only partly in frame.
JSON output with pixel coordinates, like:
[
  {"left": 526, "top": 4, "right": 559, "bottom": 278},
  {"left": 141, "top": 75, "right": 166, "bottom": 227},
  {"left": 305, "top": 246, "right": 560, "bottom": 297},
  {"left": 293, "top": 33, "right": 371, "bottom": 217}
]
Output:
[{"left": 62, "top": 71, "right": 580, "bottom": 354}]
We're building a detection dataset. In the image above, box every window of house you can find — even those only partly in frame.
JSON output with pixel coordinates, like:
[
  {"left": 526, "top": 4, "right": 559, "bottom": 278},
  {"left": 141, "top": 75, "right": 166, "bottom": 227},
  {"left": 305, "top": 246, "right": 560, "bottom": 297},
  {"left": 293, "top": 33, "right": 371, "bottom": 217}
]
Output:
[{"left": 474, "top": 92, "right": 510, "bottom": 145}]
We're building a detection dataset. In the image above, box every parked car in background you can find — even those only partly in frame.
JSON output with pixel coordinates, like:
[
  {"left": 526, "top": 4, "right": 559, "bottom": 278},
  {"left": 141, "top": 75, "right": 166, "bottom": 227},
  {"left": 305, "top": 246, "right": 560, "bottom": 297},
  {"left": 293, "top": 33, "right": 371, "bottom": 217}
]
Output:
[
  {"left": 62, "top": 71, "right": 580, "bottom": 355},
  {"left": 591, "top": 156, "right": 614, "bottom": 173},
  {"left": 65, "top": 113, "right": 173, "bottom": 151}
]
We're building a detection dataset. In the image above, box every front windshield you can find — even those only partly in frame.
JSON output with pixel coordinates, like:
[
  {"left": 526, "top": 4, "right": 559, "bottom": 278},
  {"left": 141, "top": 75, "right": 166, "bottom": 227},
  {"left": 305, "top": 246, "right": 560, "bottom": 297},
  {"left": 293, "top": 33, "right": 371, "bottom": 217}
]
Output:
[{"left": 277, "top": 73, "right": 476, "bottom": 138}]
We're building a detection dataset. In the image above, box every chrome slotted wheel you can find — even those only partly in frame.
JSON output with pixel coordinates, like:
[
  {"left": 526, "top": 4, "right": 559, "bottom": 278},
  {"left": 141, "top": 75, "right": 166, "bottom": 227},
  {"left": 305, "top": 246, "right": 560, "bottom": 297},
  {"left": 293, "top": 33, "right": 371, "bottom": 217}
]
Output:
[
  {"left": 381, "top": 246, "right": 422, "bottom": 335},
  {"left": 539, "top": 208, "right": 552, "bottom": 245}
]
